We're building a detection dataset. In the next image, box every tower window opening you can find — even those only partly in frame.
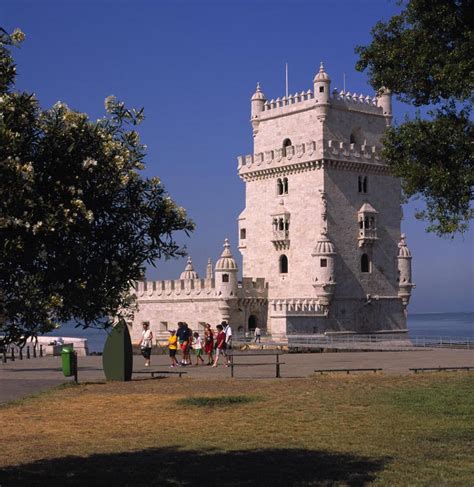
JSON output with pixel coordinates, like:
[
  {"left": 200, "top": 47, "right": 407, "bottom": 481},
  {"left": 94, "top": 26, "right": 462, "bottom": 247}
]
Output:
[
  {"left": 279, "top": 254, "right": 288, "bottom": 274},
  {"left": 319, "top": 86, "right": 324, "bottom": 93},
  {"left": 361, "top": 254, "right": 370, "bottom": 273},
  {"left": 282, "top": 138, "right": 292, "bottom": 157},
  {"left": 358, "top": 175, "right": 368, "bottom": 193},
  {"left": 320, "top": 258, "right": 327, "bottom": 267},
  {"left": 283, "top": 177, "right": 288, "bottom": 194},
  {"left": 277, "top": 178, "right": 283, "bottom": 195},
  {"left": 240, "top": 228, "right": 246, "bottom": 239},
  {"left": 222, "top": 274, "right": 229, "bottom": 283}
]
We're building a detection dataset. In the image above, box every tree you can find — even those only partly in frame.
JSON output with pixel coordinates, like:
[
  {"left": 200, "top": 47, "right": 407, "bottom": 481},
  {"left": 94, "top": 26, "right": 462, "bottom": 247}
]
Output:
[
  {"left": 0, "top": 28, "right": 194, "bottom": 346},
  {"left": 356, "top": 0, "right": 473, "bottom": 236}
]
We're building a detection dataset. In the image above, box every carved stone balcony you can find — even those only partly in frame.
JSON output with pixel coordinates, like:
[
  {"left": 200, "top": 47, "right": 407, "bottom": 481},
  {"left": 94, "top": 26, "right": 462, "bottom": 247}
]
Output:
[
  {"left": 358, "top": 228, "right": 378, "bottom": 247},
  {"left": 271, "top": 230, "right": 290, "bottom": 250}
]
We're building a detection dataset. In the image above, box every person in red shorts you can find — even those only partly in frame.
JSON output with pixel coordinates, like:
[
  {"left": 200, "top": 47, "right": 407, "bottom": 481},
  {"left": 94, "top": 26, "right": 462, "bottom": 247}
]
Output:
[
  {"left": 212, "top": 324, "right": 226, "bottom": 367},
  {"left": 204, "top": 323, "right": 214, "bottom": 365}
]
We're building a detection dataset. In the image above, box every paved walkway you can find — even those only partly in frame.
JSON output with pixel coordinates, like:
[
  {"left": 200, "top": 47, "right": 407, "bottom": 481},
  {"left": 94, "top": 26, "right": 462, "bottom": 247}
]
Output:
[{"left": 1, "top": 349, "right": 474, "bottom": 404}]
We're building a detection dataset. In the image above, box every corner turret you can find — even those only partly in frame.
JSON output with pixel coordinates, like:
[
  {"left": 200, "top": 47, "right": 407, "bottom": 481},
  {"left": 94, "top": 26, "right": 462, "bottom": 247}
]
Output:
[
  {"left": 312, "top": 233, "right": 337, "bottom": 313},
  {"left": 397, "top": 234, "right": 415, "bottom": 308},
  {"left": 215, "top": 238, "right": 238, "bottom": 299},
  {"left": 313, "top": 62, "right": 331, "bottom": 121},
  {"left": 376, "top": 87, "right": 392, "bottom": 124},
  {"left": 251, "top": 83, "right": 266, "bottom": 137}
]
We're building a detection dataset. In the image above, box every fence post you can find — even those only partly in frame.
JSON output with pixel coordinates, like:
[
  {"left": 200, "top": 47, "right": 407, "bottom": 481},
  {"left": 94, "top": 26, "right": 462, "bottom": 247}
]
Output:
[
  {"left": 73, "top": 351, "right": 78, "bottom": 384},
  {"left": 33, "top": 345, "right": 37, "bottom": 358},
  {"left": 230, "top": 354, "right": 234, "bottom": 378},
  {"left": 19, "top": 347, "right": 23, "bottom": 360},
  {"left": 39, "top": 344, "right": 43, "bottom": 357},
  {"left": 2, "top": 350, "right": 6, "bottom": 363},
  {"left": 11, "top": 347, "right": 15, "bottom": 362},
  {"left": 276, "top": 353, "right": 281, "bottom": 378},
  {"left": 26, "top": 346, "right": 30, "bottom": 359}
]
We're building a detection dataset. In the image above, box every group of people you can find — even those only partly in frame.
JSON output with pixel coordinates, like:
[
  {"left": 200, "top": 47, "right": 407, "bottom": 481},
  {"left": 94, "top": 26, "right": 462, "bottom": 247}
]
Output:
[{"left": 139, "top": 320, "right": 233, "bottom": 368}]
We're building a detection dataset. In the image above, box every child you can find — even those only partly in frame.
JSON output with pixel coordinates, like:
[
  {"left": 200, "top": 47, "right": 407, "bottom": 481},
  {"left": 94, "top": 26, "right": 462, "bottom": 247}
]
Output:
[
  {"left": 139, "top": 322, "right": 153, "bottom": 367},
  {"left": 193, "top": 331, "right": 204, "bottom": 366},
  {"left": 212, "top": 324, "right": 226, "bottom": 367},
  {"left": 168, "top": 329, "right": 178, "bottom": 367}
]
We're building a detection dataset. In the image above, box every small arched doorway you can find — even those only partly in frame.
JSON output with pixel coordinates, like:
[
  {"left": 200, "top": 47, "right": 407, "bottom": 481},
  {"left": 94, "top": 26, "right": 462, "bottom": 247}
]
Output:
[{"left": 248, "top": 315, "right": 257, "bottom": 331}]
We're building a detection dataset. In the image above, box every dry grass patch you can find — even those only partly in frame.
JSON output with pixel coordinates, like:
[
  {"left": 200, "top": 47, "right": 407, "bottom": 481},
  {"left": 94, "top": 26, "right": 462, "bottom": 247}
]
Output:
[{"left": 0, "top": 373, "right": 473, "bottom": 486}]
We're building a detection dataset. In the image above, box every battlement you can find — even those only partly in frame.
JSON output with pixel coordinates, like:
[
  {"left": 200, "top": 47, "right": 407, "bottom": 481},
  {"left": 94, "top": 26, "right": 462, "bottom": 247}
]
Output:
[
  {"left": 259, "top": 87, "right": 383, "bottom": 119},
  {"left": 133, "top": 276, "right": 266, "bottom": 301},
  {"left": 134, "top": 278, "right": 216, "bottom": 299},
  {"left": 237, "top": 139, "right": 383, "bottom": 177}
]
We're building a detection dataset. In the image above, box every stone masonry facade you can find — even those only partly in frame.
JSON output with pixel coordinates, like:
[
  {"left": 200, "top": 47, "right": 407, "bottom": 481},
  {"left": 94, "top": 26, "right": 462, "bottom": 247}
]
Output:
[{"left": 130, "top": 63, "right": 414, "bottom": 342}]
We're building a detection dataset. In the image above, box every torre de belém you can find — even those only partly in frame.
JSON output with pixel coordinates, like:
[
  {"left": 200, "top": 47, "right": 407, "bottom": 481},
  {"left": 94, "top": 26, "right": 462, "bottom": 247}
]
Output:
[{"left": 130, "top": 63, "right": 415, "bottom": 343}]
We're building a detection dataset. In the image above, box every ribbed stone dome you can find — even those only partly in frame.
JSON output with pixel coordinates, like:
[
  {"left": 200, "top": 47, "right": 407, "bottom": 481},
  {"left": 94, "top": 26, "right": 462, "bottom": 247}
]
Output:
[
  {"left": 251, "top": 82, "right": 266, "bottom": 101},
  {"left": 312, "top": 234, "right": 336, "bottom": 256},
  {"left": 398, "top": 234, "right": 412, "bottom": 257},
  {"left": 215, "top": 239, "right": 238, "bottom": 271},
  {"left": 313, "top": 62, "right": 330, "bottom": 82},
  {"left": 180, "top": 257, "right": 199, "bottom": 280}
]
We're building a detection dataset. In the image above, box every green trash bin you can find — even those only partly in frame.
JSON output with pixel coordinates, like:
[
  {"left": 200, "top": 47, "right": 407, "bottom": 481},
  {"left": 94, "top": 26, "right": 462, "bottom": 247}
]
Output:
[{"left": 61, "top": 346, "right": 75, "bottom": 377}]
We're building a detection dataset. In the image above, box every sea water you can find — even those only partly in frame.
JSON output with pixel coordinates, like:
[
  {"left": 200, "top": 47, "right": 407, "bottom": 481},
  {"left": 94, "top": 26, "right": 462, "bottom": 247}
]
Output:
[{"left": 45, "top": 312, "right": 474, "bottom": 353}]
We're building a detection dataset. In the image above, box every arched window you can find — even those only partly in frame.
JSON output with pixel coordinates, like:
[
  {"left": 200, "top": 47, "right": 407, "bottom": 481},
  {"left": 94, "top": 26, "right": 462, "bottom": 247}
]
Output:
[
  {"left": 358, "top": 176, "right": 362, "bottom": 193},
  {"left": 222, "top": 274, "right": 229, "bottom": 283},
  {"left": 362, "top": 176, "right": 368, "bottom": 193},
  {"left": 279, "top": 254, "right": 288, "bottom": 274},
  {"left": 282, "top": 138, "right": 292, "bottom": 157},
  {"left": 283, "top": 177, "right": 288, "bottom": 194},
  {"left": 350, "top": 133, "right": 356, "bottom": 144},
  {"left": 277, "top": 178, "right": 283, "bottom": 195},
  {"left": 361, "top": 254, "right": 370, "bottom": 273}
]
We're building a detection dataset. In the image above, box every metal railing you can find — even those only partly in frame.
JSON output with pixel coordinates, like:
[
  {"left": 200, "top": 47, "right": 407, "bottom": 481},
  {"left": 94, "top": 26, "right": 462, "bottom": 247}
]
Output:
[
  {"left": 233, "top": 333, "right": 473, "bottom": 350},
  {"left": 1, "top": 343, "right": 44, "bottom": 363}
]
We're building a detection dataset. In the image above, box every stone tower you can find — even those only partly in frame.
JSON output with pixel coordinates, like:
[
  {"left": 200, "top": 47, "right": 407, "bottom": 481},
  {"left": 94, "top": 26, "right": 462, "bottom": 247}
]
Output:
[{"left": 237, "top": 63, "right": 414, "bottom": 337}]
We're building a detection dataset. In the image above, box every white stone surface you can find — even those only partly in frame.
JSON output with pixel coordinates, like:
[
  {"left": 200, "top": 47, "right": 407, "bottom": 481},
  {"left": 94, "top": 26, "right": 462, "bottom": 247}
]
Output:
[{"left": 130, "top": 64, "right": 414, "bottom": 343}]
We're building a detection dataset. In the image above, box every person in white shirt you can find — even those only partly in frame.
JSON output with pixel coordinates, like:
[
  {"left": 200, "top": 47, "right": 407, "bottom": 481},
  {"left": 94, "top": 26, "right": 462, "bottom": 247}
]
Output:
[
  {"left": 192, "top": 331, "right": 204, "bottom": 366},
  {"left": 139, "top": 322, "right": 153, "bottom": 367},
  {"left": 223, "top": 321, "right": 232, "bottom": 366},
  {"left": 254, "top": 326, "right": 262, "bottom": 344}
]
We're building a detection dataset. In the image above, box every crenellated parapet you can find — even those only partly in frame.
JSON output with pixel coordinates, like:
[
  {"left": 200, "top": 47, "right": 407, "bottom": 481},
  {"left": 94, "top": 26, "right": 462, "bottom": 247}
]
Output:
[
  {"left": 269, "top": 298, "right": 326, "bottom": 316},
  {"left": 133, "top": 278, "right": 217, "bottom": 299},
  {"left": 132, "top": 275, "right": 267, "bottom": 301},
  {"left": 237, "top": 139, "right": 387, "bottom": 180},
  {"left": 258, "top": 87, "right": 385, "bottom": 119}
]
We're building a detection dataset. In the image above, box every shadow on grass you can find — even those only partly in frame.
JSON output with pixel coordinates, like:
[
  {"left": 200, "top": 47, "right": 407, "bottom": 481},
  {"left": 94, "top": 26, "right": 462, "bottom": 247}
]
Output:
[{"left": 0, "top": 447, "right": 390, "bottom": 486}]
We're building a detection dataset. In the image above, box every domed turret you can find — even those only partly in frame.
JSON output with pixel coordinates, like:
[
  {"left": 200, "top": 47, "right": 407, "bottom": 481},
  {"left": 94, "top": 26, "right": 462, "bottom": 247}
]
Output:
[
  {"left": 376, "top": 87, "right": 392, "bottom": 123},
  {"left": 313, "top": 62, "right": 331, "bottom": 120},
  {"left": 180, "top": 257, "right": 199, "bottom": 280},
  {"left": 397, "top": 234, "right": 415, "bottom": 307},
  {"left": 251, "top": 82, "right": 266, "bottom": 136},
  {"left": 312, "top": 233, "right": 337, "bottom": 310},
  {"left": 215, "top": 238, "right": 238, "bottom": 298}
]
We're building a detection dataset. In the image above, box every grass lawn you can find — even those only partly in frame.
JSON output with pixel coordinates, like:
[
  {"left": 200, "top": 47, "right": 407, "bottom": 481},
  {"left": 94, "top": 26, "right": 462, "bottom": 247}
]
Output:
[{"left": 0, "top": 372, "right": 473, "bottom": 486}]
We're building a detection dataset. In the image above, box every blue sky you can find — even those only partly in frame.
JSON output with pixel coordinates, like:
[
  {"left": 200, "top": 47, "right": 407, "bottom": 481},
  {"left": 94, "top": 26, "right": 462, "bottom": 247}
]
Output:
[{"left": 3, "top": 0, "right": 473, "bottom": 313}]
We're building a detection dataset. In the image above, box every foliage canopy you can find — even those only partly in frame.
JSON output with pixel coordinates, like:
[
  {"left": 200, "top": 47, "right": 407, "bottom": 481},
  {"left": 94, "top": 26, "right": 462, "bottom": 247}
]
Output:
[
  {"left": 356, "top": 0, "right": 473, "bottom": 236},
  {"left": 0, "top": 28, "right": 194, "bottom": 346}
]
